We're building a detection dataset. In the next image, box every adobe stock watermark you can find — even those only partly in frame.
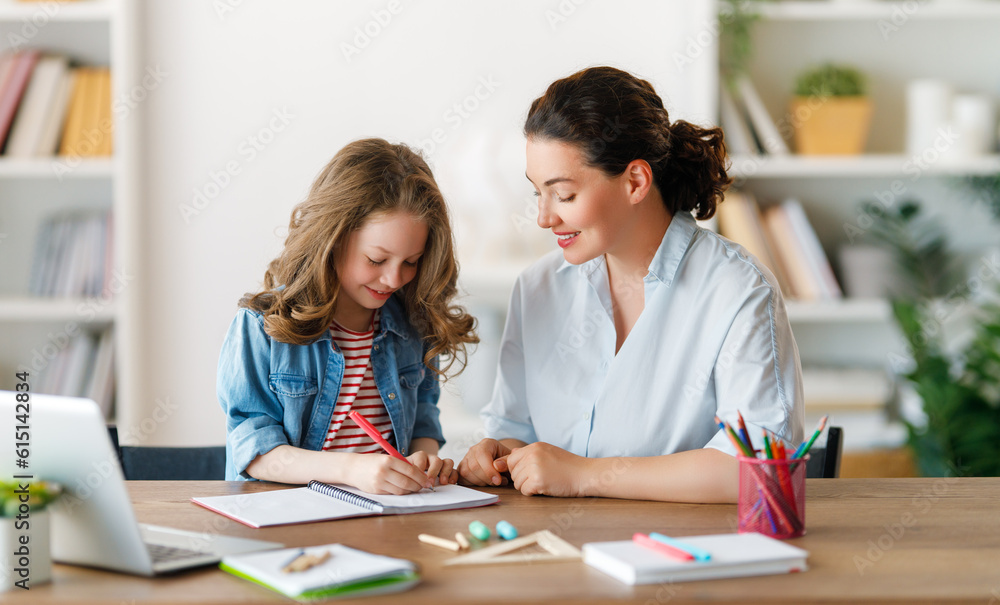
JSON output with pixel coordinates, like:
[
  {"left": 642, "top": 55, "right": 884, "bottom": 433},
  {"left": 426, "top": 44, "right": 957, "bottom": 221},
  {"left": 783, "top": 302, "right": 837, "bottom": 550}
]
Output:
[
  {"left": 415, "top": 75, "right": 500, "bottom": 158},
  {"left": 340, "top": 0, "right": 407, "bottom": 63},
  {"left": 185, "top": 447, "right": 297, "bottom": 551},
  {"left": 213, "top": 0, "right": 246, "bottom": 21},
  {"left": 7, "top": 0, "right": 68, "bottom": 50},
  {"left": 885, "top": 249, "right": 1000, "bottom": 374},
  {"left": 17, "top": 266, "right": 134, "bottom": 376},
  {"left": 60, "top": 397, "right": 180, "bottom": 514},
  {"left": 544, "top": 0, "right": 591, "bottom": 31},
  {"left": 675, "top": 0, "right": 756, "bottom": 74},
  {"left": 842, "top": 125, "right": 960, "bottom": 243},
  {"left": 852, "top": 475, "right": 958, "bottom": 576},
  {"left": 52, "top": 65, "right": 168, "bottom": 180},
  {"left": 877, "top": 0, "right": 931, "bottom": 41},
  {"left": 178, "top": 107, "right": 294, "bottom": 223}
]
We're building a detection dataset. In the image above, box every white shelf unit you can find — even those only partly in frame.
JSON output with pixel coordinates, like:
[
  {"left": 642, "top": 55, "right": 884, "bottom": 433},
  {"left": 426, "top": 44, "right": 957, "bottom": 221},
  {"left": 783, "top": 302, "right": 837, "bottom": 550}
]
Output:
[
  {"left": 755, "top": 0, "right": 1000, "bottom": 21},
  {"left": 729, "top": 154, "right": 1000, "bottom": 179},
  {"left": 726, "top": 1, "right": 1000, "bottom": 446},
  {"left": 0, "top": 0, "right": 138, "bottom": 425}
]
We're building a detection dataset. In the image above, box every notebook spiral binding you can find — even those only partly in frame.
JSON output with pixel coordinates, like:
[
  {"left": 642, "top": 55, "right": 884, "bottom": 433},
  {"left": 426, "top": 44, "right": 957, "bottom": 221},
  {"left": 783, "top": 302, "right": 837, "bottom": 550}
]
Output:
[{"left": 307, "top": 480, "right": 381, "bottom": 511}]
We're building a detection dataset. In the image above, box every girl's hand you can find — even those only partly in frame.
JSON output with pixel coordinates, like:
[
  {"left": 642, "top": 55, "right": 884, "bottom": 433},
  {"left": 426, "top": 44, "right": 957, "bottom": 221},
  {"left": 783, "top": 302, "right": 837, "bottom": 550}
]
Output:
[
  {"left": 496, "top": 442, "right": 589, "bottom": 497},
  {"left": 457, "top": 438, "right": 513, "bottom": 486},
  {"left": 407, "top": 451, "right": 458, "bottom": 486},
  {"left": 342, "top": 453, "right": 434, "bottom": 495}
]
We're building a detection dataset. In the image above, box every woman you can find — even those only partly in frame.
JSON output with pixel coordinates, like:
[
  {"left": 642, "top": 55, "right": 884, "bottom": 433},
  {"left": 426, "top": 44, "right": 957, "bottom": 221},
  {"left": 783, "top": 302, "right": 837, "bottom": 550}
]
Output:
[{"left": 457, "top": 67, "right": 803, "bottom": 503}]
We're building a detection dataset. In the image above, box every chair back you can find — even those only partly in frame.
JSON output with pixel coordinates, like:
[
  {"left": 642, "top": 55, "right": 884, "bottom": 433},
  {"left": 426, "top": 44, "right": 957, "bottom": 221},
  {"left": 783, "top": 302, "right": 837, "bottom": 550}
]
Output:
[
  {"left": 805, "top": 426, "right": 843, "bottom": 478},
  {"left": 108, "top": 425, "right": 226, "bottom": 480}
]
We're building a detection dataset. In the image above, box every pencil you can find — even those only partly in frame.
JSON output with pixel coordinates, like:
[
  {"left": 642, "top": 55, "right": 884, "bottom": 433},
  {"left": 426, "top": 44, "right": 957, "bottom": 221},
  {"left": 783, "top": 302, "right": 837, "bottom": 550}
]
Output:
[
  {"left": 715, "top": 416, "right": 752, "bottom": 457},
  {"left": 736, "top": 411, "right": 755, "bottom": 455},
  {"left": 793, "top": 415, "right": 828, "bottom": 459}
]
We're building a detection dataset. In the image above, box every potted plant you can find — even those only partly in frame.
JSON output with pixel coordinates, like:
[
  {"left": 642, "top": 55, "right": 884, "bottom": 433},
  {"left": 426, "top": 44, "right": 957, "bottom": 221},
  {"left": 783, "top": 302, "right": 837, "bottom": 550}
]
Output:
[
  {"left": 1, "top": 480, "right": 62, "bottom": 590},
  {"left": 862, "top": 199, "right": 1000, "bottom": 477},
  {"left": 790, "top": 63, "right": 872, "bottom": 155}
]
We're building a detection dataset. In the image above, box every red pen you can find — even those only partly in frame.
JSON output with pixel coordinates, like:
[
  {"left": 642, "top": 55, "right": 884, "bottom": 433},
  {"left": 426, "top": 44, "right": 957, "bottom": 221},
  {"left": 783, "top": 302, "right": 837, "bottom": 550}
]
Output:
[
  {"left": 348, "top": 410, "right": 408, "bottom": 461},
  {"left": 632, "top": 533, "right": 694, "bottom": 562},
  {"left": 348, "top": 411, "right": 435, "bottom": 491}
]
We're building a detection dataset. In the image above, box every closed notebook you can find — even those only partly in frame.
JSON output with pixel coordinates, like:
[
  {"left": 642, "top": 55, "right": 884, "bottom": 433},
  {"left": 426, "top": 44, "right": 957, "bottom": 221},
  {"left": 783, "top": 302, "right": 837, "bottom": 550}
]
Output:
[
  {"left": 193, "top": 481, "right": 498, "bottom": 528},
  {"left": 221, "top": 543, "right": 418, "bottom": 601},
  {"left": 583, "top": 533, "right": 808, "bottom": 585}
]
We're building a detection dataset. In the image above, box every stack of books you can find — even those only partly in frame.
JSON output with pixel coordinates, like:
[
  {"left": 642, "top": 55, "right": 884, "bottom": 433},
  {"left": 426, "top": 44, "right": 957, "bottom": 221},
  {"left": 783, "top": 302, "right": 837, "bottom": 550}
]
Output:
[
  {"left": 716, "top": 191, "right": 842, "bottom": 302},
  {"left": 719, "top": 76, "right": 790, "bottom": 157},
  {"left": 0, "top": 50, "right": 112, "bottom": 158},
  {"left": 36, "top": 327, "right": 115, "bottom": 417},
  {"left": 29, "top": 209, "right": 114, "bottom": 298}
]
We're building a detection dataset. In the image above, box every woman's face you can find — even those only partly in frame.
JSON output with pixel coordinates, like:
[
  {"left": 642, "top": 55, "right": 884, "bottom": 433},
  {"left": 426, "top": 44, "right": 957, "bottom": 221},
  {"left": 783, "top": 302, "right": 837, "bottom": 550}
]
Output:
[
  {"left": 334, "top": 210, "right": 428, "bottom": 319},
  {"left": 526, "top": 137, "right": 631, "bottom": 265}
]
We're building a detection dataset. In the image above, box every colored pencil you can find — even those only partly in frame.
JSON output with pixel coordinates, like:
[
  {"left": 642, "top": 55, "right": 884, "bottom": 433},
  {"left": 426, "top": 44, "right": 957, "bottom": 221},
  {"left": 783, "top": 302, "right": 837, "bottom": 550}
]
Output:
[
  {"left": 793, "top": 415, "right": 829, "bottom": 459},
  {"left": 736, "top": 411, "right": 755, "bottom": 454},
  {"left": 715, "top": 416, "right": 752, "bottom": 457}
]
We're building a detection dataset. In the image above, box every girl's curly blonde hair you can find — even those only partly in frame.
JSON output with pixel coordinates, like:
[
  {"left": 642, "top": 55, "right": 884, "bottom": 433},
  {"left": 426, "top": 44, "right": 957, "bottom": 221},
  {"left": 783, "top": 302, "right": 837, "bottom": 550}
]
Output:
[{"left": 241, "top": 138, "right": 478, "bottom": 375}]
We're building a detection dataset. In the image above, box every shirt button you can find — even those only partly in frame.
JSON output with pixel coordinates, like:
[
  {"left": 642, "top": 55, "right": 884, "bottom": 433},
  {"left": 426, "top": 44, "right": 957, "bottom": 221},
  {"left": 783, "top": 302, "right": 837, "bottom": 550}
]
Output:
[
  {"left": 388, "top": 392, "right": 396, "bottom": 400},
  {"left": 373, "top": 344, "right": 380, "bottom": 351},
  {"left": 583, "top": 412, "right": 591, "bottom": 420}
]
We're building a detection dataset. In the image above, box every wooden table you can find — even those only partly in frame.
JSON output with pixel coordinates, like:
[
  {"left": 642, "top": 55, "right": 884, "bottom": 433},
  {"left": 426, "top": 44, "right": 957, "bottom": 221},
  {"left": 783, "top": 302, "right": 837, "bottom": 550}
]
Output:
[{"left": 9, "top": 479, "right": 1000, "bottom": 604}]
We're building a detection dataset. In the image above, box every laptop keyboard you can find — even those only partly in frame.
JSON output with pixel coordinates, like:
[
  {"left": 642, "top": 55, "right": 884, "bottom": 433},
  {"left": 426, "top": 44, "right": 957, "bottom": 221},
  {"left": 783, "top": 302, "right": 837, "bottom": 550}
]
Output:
[{"left": 146, "top": 542, "right": 210, "bottom": 564}]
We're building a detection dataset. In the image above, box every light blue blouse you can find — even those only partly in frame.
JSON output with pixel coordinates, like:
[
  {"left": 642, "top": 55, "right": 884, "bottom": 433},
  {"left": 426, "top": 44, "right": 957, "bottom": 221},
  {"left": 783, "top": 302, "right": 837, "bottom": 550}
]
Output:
[{"left": 481, "top": 212, "right": 804, "bottom": 457}]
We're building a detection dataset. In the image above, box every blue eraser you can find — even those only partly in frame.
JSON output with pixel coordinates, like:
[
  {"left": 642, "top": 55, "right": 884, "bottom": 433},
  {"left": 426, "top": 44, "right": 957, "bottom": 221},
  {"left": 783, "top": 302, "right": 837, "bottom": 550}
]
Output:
[
  {"left": 468, "top": 520, "right": 490, "bottom": 541},
  {"left": 496, "top": 520, "right": 518, "bottom": 540}
]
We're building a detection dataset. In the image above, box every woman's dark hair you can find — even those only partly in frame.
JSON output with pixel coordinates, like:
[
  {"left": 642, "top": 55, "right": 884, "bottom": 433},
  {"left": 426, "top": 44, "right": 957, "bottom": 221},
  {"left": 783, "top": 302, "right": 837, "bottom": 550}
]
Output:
[{"left": 524, "top": 66, "right": 731, "bottom": 220}]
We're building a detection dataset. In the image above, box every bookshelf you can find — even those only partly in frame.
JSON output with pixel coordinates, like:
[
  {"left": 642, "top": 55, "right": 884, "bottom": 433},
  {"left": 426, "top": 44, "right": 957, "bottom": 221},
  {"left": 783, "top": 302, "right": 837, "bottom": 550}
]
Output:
[
  {"left": 0, "top": 0, "right": 138, "bottom": 425},
  {"left": 721, "top": 0, "right": 1000, "bottom": 450},
  {"left": 730, "top": 154, "right": 1000, "bottom": 179}
]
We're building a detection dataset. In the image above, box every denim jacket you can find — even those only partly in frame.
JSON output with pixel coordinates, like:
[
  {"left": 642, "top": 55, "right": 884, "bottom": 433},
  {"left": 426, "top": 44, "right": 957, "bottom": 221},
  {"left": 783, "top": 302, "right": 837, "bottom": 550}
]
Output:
[{"left": 217, "top": 295, "right": 444, "bottom": 480}]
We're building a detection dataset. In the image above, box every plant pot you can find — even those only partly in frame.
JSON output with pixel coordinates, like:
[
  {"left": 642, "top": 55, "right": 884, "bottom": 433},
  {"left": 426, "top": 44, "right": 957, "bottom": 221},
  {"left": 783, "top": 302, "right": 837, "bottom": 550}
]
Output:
[
  {"left": 789, "top": 96, "right": 872, "bottom": 155},
  {"left": 0, "top": 510, "right": 51, "bottom": 591}
]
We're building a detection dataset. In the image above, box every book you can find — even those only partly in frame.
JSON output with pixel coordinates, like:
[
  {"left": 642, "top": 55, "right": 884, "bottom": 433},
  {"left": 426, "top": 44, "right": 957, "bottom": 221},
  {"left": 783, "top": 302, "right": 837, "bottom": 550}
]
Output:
[
  {"left": 736, "top": 76, "right": 790, "bottom": 155},
  {"left": 220, "top": 543, "right": 419, "bottom": 601},
  {"left": 716, "top": 191, "right": 792, "bottom": 296},
  {"left": 37, "top": 68, "right": 74, "bottom": 156},
  {"left": 192, "top": 481, "right": 499, "bottom": 528},
  {"left": 0, "top": 50, "right": 40, "bottom": 151},
  {"left": 782, "top": 198, "right": 842, "bottom": 299},
  {"left": 59, "top": 67, "right": 89, "bottom": 156},
  {"left": 583, "top": 532, "right": 808, "bottom": 585},
  {"left": 6, "top": 55, "right": 69, "bottom": 157},
  {"left": 719, "top": 84, "right": 758, "bottom": 156},
  {"left": 763, "top": 204, "right": 822, "bottom": 301}
]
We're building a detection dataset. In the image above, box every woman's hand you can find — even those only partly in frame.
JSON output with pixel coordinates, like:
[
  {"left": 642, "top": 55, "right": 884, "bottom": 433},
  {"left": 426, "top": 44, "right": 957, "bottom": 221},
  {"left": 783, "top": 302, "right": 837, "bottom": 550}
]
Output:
[
  {"left": 341, "top": 453, "right": 435, "bottom": 495},
  {"left": 407, "top": 451, "right": 458, "bottom": 486},
  {"left": 496, "top": 442, "right": 591, "bottom": 497},
  {"left": 457, "top": 438, "right": 513, "bottom": 486}
]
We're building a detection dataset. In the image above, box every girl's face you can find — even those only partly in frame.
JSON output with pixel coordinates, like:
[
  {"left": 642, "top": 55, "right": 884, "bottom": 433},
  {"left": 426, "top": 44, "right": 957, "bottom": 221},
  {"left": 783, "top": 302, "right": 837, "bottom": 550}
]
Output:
[
  {"left": 335, "top": 210, "right": 428, "bottom": 320},
  {"left": 526, "top": 137, "right": 631, "bottom": 265}
]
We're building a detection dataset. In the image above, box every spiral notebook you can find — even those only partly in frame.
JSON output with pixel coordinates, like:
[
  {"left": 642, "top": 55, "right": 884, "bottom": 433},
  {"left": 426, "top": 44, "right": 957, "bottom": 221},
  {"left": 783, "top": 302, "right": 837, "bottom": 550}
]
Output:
[{"left": 192, "top": 481, "right": 498, "bottom": 528}]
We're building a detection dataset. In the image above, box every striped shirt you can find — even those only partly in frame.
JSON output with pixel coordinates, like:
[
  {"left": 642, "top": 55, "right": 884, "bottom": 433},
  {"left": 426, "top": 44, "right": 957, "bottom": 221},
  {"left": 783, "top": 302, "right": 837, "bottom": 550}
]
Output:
[{"left": 322, "top": 311, "right": 394, "bottom": 453}]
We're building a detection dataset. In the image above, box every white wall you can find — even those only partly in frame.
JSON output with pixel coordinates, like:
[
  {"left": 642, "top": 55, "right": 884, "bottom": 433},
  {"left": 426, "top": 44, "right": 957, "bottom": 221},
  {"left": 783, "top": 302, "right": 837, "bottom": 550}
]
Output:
[{"left": 133, "top": 0, "right": 716, "bottom": 446}]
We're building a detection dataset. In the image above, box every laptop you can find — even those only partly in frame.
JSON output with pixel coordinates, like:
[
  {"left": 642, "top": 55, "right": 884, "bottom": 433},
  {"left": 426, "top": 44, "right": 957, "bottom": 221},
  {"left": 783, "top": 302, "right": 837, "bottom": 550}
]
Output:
[{"left": 0, "top": 391, "right": 282, "bottom": 575}]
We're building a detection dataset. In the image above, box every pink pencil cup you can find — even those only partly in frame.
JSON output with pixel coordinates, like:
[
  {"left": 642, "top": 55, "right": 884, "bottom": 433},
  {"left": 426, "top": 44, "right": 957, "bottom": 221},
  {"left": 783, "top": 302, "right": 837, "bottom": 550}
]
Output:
[{"left": 737, "top": 455, "right": 808, "bottom": 539}]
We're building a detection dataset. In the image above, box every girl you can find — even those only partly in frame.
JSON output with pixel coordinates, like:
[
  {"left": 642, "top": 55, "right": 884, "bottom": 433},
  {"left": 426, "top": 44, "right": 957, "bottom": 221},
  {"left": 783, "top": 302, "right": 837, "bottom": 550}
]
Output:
[
  {"left": 219, "top": 138, "right": 478, "bottom": 494},
  {"left": 458, "top": 67, "right": 804, "bottom": 502}
]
